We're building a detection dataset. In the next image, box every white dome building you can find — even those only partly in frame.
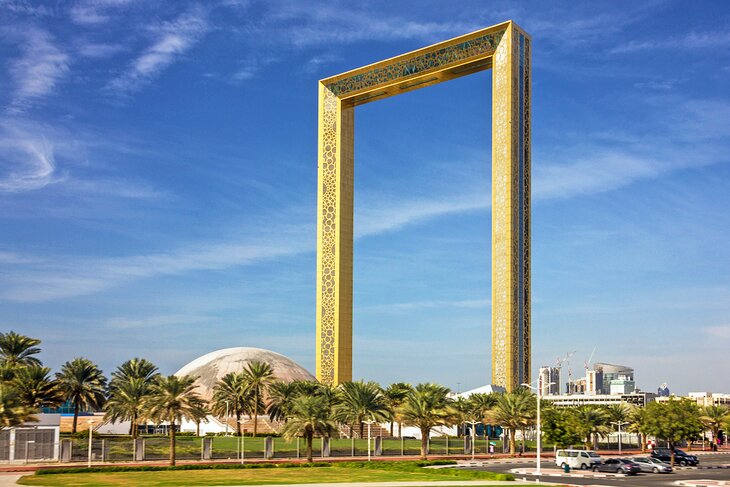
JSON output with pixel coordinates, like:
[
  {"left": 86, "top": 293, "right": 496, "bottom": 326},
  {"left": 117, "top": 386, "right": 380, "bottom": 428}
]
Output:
[{"left": 175, "top": 347, "right": 316, "bottom": 403}]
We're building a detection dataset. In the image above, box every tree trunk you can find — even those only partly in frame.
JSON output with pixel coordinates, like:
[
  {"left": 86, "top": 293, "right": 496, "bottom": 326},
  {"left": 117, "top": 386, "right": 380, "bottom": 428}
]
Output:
[
  {"left": 253, "top": 393, "right": 258, "bottom": 437},
  {"left": 72, "top": 402, "right": 79, "bottom": 434},
  {"left": 640, "top": 433, "right": 646, "bottom": 452},
  {"left": 390, "top": 421, "right": 394, "bottom": 437},
  {"left": 360, "top": 421, "right": 365, "bottom": 439},
  {"left": 236, "top": 411, "right": 242, "bottom": 437},
  {"left": 306, "top": 433, "right": 313, "bottom": 463},
  {"left": 131, "top": 412, "right": 138, "bottom": 439},
  {"left": 669, "top": 441, "right": 675, "bottom": 467},
  {"left": 420, "top": 426, "right": 429, "bottom": 459},
  {"left": 169, "top": 419, "right": 176, "bottom": 466},
  {"left": 509, "top": 429, "right": 516, "bottom": 455}
]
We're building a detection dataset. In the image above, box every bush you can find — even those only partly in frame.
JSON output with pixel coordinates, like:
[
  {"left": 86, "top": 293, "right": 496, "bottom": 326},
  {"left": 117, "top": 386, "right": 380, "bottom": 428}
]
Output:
[{"left": 35, "top": 462, "right": 333, "bottom": 475}]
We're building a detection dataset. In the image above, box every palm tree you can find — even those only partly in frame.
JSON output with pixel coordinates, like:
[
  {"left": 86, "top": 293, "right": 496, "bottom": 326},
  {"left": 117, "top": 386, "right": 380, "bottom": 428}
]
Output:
[
  {"left": 484, "top": 390, "right": 535, "bottom": 455},
  {"left": 56, "top": 358, "right": 107, "bottom": 433},
  {"left": 574, "top": 405, "right": 610, "bottom": 450},
  {"left": 700, "top": 405, "right": 730, "bottom": 447},
  {"left": 383, "top": 382, "right": 412, "bottom": 437},
  {"left": 0, "top": 384, "right": 34, "bottom": 429},
  {"left": 628, "top": 407, "right": 650, "bottom": 452},
  {"left": 105, "top": 378, "right": 151, "bottom": 439},
  {"left": 280, "top": 394, "right": 337, "bottom": 462},
  {"left": 11, "top": 365, "right": 64, "bottom": 410},
  {"left": 398, "top": 383, "right": 454, "bottom": 459},
  {"left": 144, "top": 375, "right": 206, "bottom": 466},
  {"left": 212, "top": 372, "right": 249, "bottom": 436},
  {"left": 267, "top": 380, "right": 300, "bottom": 422},
  {"left": 0, "top": 332, "right": 41, "bottom": 369},
  {"left": 241, "top": 360, "right": 274, "bottom": 437},
  {"left": 336, "top": 380, "right": 390, "bottom": 438},
  {"left": 110, "top": 358, "right": 159, "bottom": 387}
]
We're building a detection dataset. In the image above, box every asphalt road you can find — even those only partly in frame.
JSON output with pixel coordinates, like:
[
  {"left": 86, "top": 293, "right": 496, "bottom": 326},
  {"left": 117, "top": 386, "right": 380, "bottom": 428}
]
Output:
[{"left": 469, "top": 452, "right": 730, "bottom": 487}]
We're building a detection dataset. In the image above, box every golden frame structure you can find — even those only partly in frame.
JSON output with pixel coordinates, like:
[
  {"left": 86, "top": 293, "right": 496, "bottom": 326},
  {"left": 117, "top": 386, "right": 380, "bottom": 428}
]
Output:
[{"left": 316, "top": 20, "right": 531, "bottom": 391}]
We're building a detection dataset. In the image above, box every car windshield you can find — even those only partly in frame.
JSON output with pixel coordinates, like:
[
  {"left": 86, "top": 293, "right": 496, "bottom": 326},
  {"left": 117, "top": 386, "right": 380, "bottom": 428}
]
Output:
[
  {"left": 634, "top": 458, "right": 648, "bottom": 462},
  {"left": 674, "top": 449, "right": 686, "bottom": 455},
  {"left": 589, "top": 453, "right": 600, "bottom": 457}
]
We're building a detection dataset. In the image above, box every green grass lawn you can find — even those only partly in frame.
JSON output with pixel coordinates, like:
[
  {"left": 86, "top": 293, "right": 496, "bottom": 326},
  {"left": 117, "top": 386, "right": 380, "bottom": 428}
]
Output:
[{"left": 18, "top": 462, "right": 514, "bottom": 487}]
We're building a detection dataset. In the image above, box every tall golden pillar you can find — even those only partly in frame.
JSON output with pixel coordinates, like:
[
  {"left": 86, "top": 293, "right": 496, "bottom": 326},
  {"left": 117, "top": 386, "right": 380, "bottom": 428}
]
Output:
[{"left": 315, "top": 21, "right": 530, "bottom": 390}]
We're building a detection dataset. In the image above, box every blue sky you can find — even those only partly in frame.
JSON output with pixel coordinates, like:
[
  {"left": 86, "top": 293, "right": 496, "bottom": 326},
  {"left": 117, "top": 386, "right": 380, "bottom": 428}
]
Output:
[{"left": 1, "top": 0, "right": 729, "bottom": 395}]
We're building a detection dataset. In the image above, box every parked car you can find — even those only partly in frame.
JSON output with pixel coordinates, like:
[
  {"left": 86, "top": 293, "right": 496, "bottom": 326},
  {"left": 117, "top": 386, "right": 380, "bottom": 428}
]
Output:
[
  {"left": 650, "top": 448, "right": 699, "bottom": 466},
  {"left": 631, "top": 456, "right": 673, "bottom": 473},
  {"left": 555, "top": 449, "right": 602, "bottom": 470},
  {"left": 592, "top": 458, "right": 642, "bottom": 475}
]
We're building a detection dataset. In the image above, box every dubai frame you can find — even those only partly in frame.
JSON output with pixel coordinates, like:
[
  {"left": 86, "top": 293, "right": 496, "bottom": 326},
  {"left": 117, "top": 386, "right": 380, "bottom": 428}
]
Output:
[{"left": 315, "top": 21, "right": 531, "bottom": 391}]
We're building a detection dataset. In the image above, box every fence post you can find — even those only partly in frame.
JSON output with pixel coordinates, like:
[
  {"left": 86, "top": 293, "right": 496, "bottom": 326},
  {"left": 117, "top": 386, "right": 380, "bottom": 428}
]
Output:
[
  {"left": 60, "top": 439, "right": 73, "bottom": 463},
  {"left": 351, "top": 436, "right": 354, "bottom": 457},
  {"left": 464, "top": 435, "right": 471, "bottom": 455},
  {"left": 296, "top": 437, "right": 300, "bottom": 459},
  {"left": 201, "top": 437, "right": 213, "bottom": 460},
  {"left": 264, "top": 436, "right": 274, "bottom": 460},
  {"left": 401, "top": 435, "right": 404, "bottom": 456},
  {"left": 133, "top": 438, "right": 145, "bottom": 461},
  {"left": 446, "top": 435, "right": 449, "bottom": 455},
  {"left": 101, "top": 439, "right": 106, "bottom": 462},
  {"left": 374, "top": 436, "right": 382, "bottom": 456}
]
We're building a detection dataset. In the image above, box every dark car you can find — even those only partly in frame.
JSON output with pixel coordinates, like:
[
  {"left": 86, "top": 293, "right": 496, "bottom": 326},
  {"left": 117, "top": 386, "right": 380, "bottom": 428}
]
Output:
[
  {"left": 592, "top": 458, "right": 642, "bottom": 475},
  {"left": 650, "top": 448, "right": 699, "bottom": 466}
]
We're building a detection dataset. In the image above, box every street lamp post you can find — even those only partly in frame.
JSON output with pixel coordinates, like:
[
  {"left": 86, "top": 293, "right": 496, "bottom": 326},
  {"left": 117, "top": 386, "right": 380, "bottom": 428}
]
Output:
[
  {"left": 611, "top": 421, "right": 628, "bottom": 454},
  {"left": 467, "top": 420, "right": 478, "bottom": 460},
  {"left": 522, "top": 380, "right": 555, "bottom": 476},
  {"left": 24, "top": 440, "right": 35, "bottom": 464},
  {"left": 364, "top": 418, "right": 376, "bottom": 462},
  {"left": 87, "top": 420, "right": 95, "bottom": 468},
  {"left": 238, "top": 420, "right": 245, "bottom": 464}
]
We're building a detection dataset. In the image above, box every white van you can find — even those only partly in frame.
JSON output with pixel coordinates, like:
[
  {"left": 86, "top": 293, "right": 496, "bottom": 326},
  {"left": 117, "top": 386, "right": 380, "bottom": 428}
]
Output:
[{"left": 555, "top": 449, "right": 602, "bottom": 470}]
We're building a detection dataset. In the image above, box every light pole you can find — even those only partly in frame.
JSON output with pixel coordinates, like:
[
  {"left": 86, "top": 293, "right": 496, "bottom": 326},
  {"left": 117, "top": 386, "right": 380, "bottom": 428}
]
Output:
[
  {"left": 522, "top": 380, "right": 554, "bottom": 476},
  {"left": 238, "top": 420, "right": 245, "bottom": 464},
  {"left": 364, "top": 418, "right": 376, "bottom": 462},
  {"left": 611, "top": 421, "right": 628, "bottom": 454},
  {"left": 87, "top": 419, "right": 95, "bottom": 468},
  {"left": 467, "top": 420, "right": 478, "bottom": 460}
]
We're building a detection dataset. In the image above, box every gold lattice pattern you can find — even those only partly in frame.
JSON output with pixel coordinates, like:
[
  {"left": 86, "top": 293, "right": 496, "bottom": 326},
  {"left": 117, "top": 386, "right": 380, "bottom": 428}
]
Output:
[{"left": 318, "top": 87, "right": 338, "bottom": 384}]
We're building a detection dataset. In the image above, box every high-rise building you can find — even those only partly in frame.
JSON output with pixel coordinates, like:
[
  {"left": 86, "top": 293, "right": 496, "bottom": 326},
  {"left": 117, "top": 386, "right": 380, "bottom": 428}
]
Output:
[{"left": 539, "top": 366, "right": 560, "bottom": 395}]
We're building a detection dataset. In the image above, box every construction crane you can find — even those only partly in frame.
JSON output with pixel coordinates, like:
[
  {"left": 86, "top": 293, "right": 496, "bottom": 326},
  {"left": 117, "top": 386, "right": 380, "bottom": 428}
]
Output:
[
  {"left": 556, "top": 351, "right": 575, "bottom": 394},
  {"left": 584, "top": 347, "right": 597, "bottom": 375}
]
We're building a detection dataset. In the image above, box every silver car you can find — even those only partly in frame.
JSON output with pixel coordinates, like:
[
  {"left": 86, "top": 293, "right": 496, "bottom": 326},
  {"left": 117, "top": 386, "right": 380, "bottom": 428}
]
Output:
[{"left": 631, "top": 456, "right": 673, "bottom": 473}]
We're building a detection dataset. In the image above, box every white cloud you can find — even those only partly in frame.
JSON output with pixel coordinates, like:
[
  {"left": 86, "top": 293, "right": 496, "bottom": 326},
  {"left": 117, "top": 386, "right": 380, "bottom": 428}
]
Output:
[
  {"left": 704, "top": 325, "right": 730, "bottom": 339},
  {"left": 106, "top": 314, "right": 211, "bottom": 329},
  {"left": 77, "top": 42, "right": 126, "bottom": 59},
  {"left": 610, "top": 31, "right": 730, "bottom": 54},
  {"left": 69, "top": 0, "right": 137, "bottom": 25},
  {"left": 7, "top": 28, "right": 70, "bottom": 111},
  {"left": 107, "top": 7, "right": 209, "bottom": 93},
  {"left": 0, "top": 123, "right": 62, "bottom": 192}
]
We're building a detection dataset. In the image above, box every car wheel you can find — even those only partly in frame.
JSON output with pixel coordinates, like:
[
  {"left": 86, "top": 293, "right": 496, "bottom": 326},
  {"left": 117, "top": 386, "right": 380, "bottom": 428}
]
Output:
[
  {"left": 617, "top": 468, "right": 623, "bottom": 474},
  {"left": 561, "top": 463, "right": 567, "bottom": 469},
  {"left": 580, "top": 463, "right": 587, "bottom": 470},
  {"left": 680, "top": 460, "right": 687, "bottom": 466},
  {"left": 592, "top": 466, "right": 598, "bottom": 472},
  {"left": 653, "top": 467, "right": 659, "bottom": 473}
]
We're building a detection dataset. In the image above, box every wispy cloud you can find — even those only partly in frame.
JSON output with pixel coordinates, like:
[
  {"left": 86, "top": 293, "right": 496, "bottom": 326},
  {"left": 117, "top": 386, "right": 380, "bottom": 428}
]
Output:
[
  {"left": 76, "top": 41, "right": 126, "bottom": 59},
  {"left": 107, "top": 7, "right": 209, "bottom": 93},
  {"left": 69, "top": 0, "right": 137, "bottom": 25},
  {"left": 7, "top": 28, "right": 70, "bottom": 111},
  {"left": 610, "top": 31, "right": 730, "bottom": 54},
  {"left": 106, "top": 314, "right": 212, "bottom": 329},
  {"left": 363, "top": 299, "right": 488, "bottom": 313},
  {"left": 704, "top": 325, "right": 730, "bottom": 339},
  {"left": 0, "top": 121, "right": 62, "bottom": 192}
]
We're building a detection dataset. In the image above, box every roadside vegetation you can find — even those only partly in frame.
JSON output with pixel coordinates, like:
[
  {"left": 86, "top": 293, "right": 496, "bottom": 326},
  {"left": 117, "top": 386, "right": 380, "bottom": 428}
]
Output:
[{"left": 2, "top": 330, "right": 728, "bottom": 468}]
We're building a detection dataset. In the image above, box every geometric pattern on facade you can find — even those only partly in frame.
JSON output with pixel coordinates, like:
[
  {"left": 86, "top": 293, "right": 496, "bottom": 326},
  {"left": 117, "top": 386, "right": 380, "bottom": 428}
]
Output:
[{"left": 316, "top": 20, "right": 531, "bottom": 391}]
